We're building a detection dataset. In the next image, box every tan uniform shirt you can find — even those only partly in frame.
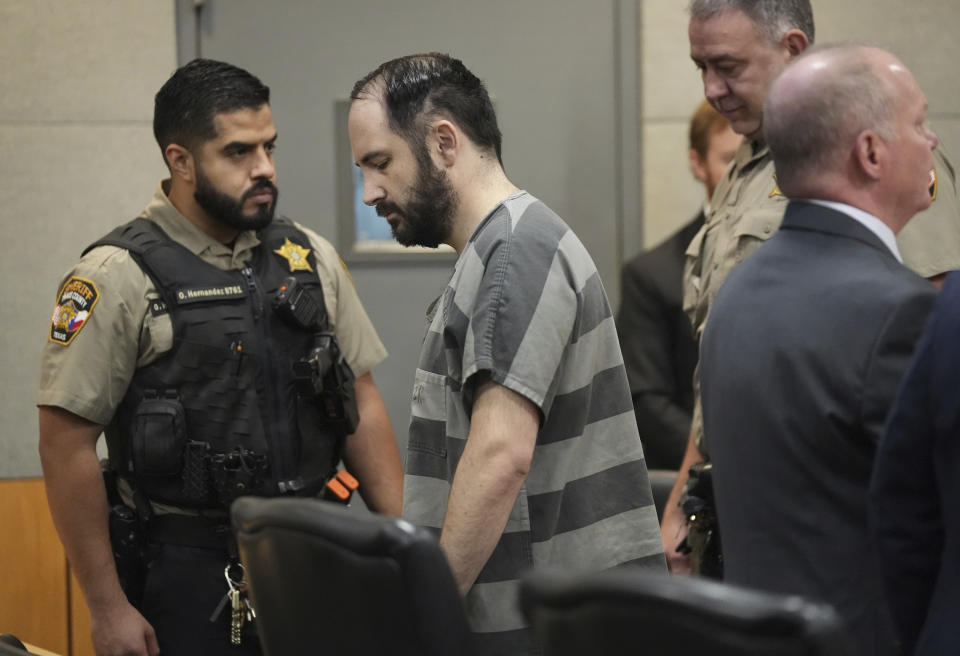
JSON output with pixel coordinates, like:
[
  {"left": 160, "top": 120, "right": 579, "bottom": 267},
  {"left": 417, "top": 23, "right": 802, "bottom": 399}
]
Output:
[
  {"left": 898, "top": 147, "right": 960, "bottom": 278},
  {"left": 684, "top": 142, "right": 960, "bottom": 453},
  {"left": 37, "top": 181, "right": 387, "bottom": 427}
]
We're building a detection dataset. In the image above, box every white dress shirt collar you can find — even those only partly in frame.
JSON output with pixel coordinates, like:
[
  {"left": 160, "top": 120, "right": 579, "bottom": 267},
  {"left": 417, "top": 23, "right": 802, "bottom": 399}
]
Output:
[{"left": 802, "top": 199, "right": 902, "bottom": 263}]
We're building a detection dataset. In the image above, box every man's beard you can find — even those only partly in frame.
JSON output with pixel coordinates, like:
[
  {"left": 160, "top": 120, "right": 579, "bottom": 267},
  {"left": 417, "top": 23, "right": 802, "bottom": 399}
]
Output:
[
  {"left": 194, "top": 166, "right": 278, "bottom": 233},
  {"left": 377, "top": 156, "right": 456, "bottom": 248}
]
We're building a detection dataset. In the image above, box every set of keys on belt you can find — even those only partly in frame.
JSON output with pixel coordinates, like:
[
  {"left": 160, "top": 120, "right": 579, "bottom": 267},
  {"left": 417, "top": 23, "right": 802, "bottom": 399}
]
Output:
[{"left": 210, "top": 562, "right": 255, "bottom": 646}]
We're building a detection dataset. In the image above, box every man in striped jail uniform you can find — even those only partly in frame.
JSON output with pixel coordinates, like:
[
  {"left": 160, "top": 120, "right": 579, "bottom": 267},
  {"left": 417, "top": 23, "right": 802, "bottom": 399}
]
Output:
[{"left": 348, "top": 53, "right": 666, "bottom": 654}]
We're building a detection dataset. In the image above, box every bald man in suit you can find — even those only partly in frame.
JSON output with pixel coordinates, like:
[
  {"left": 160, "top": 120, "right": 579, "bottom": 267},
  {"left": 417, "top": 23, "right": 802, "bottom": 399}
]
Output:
[{"left": 700, "top": 45, "right": 939, "bottom": 655}]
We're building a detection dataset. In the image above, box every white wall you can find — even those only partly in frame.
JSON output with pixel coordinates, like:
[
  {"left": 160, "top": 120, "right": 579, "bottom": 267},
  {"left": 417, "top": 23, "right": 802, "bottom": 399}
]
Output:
[
  {"left": 0, "top": 1, "right": 175, "bottom": 477},
  {"left": 189, "top": 0, "right": 638, "bottom": 452},
  {"left": 3, "top": 0, "right": 957, "bottom": 477},
  {"left": 639, "top": 0, "right": 960, "bottom": 252}
]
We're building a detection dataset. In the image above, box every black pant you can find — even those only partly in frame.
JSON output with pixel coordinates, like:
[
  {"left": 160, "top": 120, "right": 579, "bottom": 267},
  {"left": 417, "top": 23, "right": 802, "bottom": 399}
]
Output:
[{"left": 139, "top": 543, "right": 262, "bottom": 656}]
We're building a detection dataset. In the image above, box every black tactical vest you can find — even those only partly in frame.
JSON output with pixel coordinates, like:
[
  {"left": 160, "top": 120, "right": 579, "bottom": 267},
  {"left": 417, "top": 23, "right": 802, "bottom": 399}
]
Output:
[{"left": 86, "top": 217, "right": 351, "bottom": 509}]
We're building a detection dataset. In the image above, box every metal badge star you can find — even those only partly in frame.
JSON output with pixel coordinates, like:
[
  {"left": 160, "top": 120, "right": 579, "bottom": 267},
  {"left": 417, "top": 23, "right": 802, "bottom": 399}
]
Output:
[
  {"left": 274, "top": 238, "right": 313, "bottom": 272},
  {"left": 769, "top": 172, "right": 783, "bottom": 198}
]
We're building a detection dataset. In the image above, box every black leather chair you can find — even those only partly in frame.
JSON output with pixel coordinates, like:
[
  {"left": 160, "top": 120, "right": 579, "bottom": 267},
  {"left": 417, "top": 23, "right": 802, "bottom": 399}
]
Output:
[
  {"left": 520, "top": 569, "right": 855, "bottom": 656},
  {"left": 231, "top": 497, "right": 475, "bottom": 656},
  {"left": 0, "top": 635, "right": 30, "bottom": 656}
]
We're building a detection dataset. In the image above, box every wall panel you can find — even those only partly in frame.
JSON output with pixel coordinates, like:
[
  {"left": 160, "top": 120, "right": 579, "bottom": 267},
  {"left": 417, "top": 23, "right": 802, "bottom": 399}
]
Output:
[
  {"left": 0, "top": 479, "right": 68, "bottom": 654},
  {"left": 0, "top": 1, "right": 175, "bottom": 479}
]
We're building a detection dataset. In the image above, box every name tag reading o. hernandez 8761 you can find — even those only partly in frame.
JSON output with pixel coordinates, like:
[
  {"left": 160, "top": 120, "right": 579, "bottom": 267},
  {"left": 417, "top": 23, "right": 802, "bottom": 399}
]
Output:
[{"left": 174, "top": 284, "right": 247, "bottom": 304}]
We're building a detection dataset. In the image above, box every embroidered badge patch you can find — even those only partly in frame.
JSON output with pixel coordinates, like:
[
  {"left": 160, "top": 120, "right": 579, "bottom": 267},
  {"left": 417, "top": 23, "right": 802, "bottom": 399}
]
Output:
[
  {"left": 50, "top": 276, "right": 99, "bottom": 346},
  {"left": 770, "top": 173, "right": 783, "bottom": 198},
  {"left": 274, "top": 238, "right": 313, "bottom": 272},
  {"left": 338, "top": 255, "right": 354, "bottom": 285},
  {"left": 930, "top": 167, "right": 938, "bottom": 201}
]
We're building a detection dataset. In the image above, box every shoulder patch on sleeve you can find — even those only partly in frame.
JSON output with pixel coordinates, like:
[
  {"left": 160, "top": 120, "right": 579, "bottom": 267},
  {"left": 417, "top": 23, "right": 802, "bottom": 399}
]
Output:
[
  {"left": 49, "top": 276, "right": 100, "bottom": 346},
  {"left": 338, "top": 255, "right": 354, "bottom": 285}
]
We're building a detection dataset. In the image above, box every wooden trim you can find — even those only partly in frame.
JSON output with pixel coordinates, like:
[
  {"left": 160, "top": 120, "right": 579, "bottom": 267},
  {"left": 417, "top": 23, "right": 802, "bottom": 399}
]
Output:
[
  {"left": 0, "top": 478, "right": 68, "bottom": 655},
  {"left": 23, "top": 642, "right": 63, "bottom": 656},
  {"left": 69, "top": 570, "right": 94, "bottom": 656}
]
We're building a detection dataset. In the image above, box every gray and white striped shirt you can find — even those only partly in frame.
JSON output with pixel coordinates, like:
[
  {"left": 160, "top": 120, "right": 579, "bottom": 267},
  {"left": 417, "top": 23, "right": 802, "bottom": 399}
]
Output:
[{"left": 403, "top": 191, "right": 665, "bottom": 654}]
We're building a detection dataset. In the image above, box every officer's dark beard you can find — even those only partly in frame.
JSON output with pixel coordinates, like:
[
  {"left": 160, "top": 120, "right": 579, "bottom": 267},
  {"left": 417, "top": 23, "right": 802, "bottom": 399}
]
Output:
[
  {"left": 194, "top": 166, "right": 278, "bottom": 233},
  {"left": 376, "top": 154, "right": 456, "bottom": 249}
]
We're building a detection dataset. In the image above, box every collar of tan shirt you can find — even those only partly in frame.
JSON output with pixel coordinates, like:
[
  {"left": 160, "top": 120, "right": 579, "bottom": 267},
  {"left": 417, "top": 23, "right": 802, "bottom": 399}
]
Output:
[{"left": 139, "top": 180, "right": 262, "bottom": 267}]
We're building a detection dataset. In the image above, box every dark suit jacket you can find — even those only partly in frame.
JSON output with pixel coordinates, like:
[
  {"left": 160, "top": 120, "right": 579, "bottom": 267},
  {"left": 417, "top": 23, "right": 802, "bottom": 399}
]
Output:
[
  {"left": 616, "top": 212, "right": 703, "bottom": 470},
  {"left": 700, "top": 201, "right": 937, "bottom": 656},
  {"left": 871, "top": 271, "right": 960, "bottom": 656}
]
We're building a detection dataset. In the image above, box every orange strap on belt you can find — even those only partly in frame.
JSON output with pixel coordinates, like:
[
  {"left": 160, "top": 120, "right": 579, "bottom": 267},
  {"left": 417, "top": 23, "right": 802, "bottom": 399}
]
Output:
[
  {"left": 323, "top": 469, "right": 359, "bottom": 502},
  {"left": 325, "top": 478, "right": 350, "bottom": 501},
  {"left": 335, "top": 469, "right": 359, "bottom": 492}
]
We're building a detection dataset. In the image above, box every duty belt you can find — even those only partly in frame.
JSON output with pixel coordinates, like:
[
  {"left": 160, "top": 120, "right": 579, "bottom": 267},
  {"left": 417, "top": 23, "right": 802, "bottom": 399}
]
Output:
[{"left": 147, "top": 514, "right": 233, "bottom": 551}]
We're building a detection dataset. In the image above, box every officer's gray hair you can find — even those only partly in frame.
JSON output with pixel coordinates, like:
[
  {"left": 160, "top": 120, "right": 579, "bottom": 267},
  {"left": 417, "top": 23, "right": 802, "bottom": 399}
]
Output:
[
  {"left": 688, "top": 0, "right": 815, "bottom": 45},
  {"left": 763, "top": 44, "right": 897, "bottom": 194}
]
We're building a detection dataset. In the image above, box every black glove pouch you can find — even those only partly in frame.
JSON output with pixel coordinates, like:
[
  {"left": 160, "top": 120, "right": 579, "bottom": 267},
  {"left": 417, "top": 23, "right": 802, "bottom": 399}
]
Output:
[{"left": 132, "top": 394, "right": 188, "bottom": 476}]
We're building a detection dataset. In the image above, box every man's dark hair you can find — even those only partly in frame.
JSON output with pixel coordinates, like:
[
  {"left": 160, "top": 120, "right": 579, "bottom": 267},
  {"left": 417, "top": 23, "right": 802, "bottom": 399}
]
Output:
[
  {"left": 153, "top": 58, "right": 270, "bottom": 163},
  {"left": 350, "top": 53, "right": 502, "bottom": 166},
  {"left": 689, "top": 0, "right": 815, "bottom": 45}
]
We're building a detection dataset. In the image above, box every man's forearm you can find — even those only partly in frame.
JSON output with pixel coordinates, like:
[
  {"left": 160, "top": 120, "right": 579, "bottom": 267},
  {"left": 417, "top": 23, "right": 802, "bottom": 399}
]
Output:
[
  {"left": 440, "top": 442, "right": 529, "bottom": 595},
  {"left": 40, "top": 406, "right": 160, "bottom": 655},
  {"left": 660, "top": 430, "right": 706, "bottom": 573},
  {"left": 342, "top": 372, "right": 403, "bottom": 516},
  {"left": 663, "top": 431, "right": 706, "bottom": 514},
  {"left": 38, "top": 406, "right": 126, "bottom": 612},
  {"left": 440, "top": 379, "right": 538, "bottom": 596}
]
